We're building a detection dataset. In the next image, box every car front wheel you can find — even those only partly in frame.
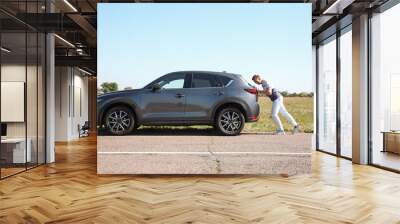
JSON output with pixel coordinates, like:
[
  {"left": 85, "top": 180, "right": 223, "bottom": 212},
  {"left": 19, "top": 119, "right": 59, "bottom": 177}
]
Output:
[
  {"left": 104, "top": 106, "right": 136, "bottom": 135},
  {"left": 216, "top": 107, "right": 245, "bottom": 136}
]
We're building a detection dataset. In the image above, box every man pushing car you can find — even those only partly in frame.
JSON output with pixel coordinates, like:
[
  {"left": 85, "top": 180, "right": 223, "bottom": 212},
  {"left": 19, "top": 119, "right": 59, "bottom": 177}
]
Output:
[{"left": 252, "top": 74, "right": 300, "bottom": 135}]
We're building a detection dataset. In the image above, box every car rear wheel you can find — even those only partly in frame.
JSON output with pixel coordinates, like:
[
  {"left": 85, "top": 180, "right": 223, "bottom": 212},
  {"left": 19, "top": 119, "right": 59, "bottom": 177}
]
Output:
[
  {"left": 216, "top": 107, "right": 245, "bottom": 136},
  {"left": 104, "top": 106, "right": 136, "bottom": 135}
]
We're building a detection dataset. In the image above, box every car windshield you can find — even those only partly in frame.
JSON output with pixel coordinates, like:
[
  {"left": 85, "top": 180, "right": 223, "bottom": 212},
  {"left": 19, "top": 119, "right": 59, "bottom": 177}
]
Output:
[{"left": 143, "top": 77, "right": 162, "bottom": 89}]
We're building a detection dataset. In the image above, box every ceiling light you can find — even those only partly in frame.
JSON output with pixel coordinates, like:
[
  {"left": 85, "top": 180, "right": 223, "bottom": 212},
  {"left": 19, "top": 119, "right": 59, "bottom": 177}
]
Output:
[
  {"left": 54, "top": 34, "right": 75, "bottom": 48},
  {"left": 322, "top": 0, "right": 355, "bottom": 15},
  {"left": 76, "top": 48, "right": 85, "bottom": 55},
  {"left": 63, "top": 0, "right": 78, "bottom": 12},
  {"left": 1, "top": 47, "right": 11, "bottom": 53},
  {"left": 78, "top": 67, "right": 93, "bottom": 76}
]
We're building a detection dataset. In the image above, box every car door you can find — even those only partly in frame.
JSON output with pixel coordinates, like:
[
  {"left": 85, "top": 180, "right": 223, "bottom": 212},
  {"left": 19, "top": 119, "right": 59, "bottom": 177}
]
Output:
[
  {"left": 140, "top": 72, "right": 190, "bottom": 123},
  {"left": 184, "top": 73, "right": 225, "bottom": 121}
]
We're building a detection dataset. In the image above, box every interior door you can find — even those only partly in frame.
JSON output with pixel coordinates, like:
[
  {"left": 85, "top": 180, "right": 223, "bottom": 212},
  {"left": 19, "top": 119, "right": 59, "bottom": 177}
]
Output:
[{"left": 140, "top": 73, "right": 189, "bottom": 123}]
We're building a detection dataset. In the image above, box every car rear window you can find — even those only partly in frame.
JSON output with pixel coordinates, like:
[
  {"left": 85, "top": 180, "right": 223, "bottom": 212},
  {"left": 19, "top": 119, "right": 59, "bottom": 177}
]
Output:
[
  {"left": 192, "top": 74, "right": 221, "bottom": 88},
  {"left": 219, "top": 76, "right": 234, "bottom": 87},
  {"left": 239, "top": 76, "right": 253, "bottom": 87}
]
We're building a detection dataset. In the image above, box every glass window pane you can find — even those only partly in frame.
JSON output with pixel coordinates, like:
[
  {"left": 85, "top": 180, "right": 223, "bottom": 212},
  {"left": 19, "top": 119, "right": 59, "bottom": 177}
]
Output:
[
  {"left": 158, "top": 74, "right": 185, "bottom": 89},
  {"left": 27, "top": 31, "right": 38, "bottom": 169},
  {"left": 0, "top": 1, "right": 46, "bottom": 179},
  {"left": 192, "top": 74, "right": 220, "bottom": 88},
  {"left": 1, "top": 32, "right": 27, "bottom": 177},
  {"left": 219, "top": 76, "right": 233, "bottom": 87},
  {"left": 161, "top": 79, "right": 184, "bottom": 89},
  {"left": 318, "top": 37, "right": 337, "bottom": 154},
  {"left": 340, "top": 29, "right": 352, "bottom": 158},
  {"left": 371, "top": 4, "right": 400, "bottom": 171},
  {"left": 38, "top": 33, "right": 46, "bottom": 165}
]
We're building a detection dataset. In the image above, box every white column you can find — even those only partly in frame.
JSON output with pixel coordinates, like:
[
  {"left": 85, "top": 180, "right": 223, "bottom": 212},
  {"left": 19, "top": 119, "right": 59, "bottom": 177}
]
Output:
[
  {"left": 312, "top": 45, "right": 317, "bottom": 150},
  {"left": 54, "top": 67, "right": 73, "bottom": 141},
  {"left": 352, "top": 14, "right": 369, "bottom": 164},
  {"left": 46, "top": 33, "right": 55, "bottom": 163},
  {"left": 45, "top": 0, "right": 55, "bottom": 163}
]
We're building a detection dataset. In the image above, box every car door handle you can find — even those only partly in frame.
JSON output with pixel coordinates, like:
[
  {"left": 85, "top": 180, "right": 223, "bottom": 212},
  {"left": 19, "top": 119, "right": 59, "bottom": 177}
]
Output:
[
  {"left": 217, "top": 91, "right": 224, "bottom": 96},
  {"left": 175, "top": 93, "right": 185, "bottom": 98}
]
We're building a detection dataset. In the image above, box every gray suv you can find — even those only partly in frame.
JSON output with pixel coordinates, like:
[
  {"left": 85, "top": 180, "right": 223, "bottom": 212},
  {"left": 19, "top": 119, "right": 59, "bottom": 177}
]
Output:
[{"left": 97, "top": 71, "right": 259, "bottom": 136}]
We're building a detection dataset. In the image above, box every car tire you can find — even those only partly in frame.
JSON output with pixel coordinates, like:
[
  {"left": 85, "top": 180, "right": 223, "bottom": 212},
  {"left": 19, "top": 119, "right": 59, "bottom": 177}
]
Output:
[
  {"left": 104, "top": 106, "right": 136, "bottom": 135},
  {"left": 216, "top": 107, "right": 245, "bottom": 136}
]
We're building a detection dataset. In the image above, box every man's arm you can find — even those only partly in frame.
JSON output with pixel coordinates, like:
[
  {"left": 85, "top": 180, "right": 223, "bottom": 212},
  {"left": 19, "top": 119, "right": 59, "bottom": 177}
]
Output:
[
  {"left": 258, "top": 88, "right": 272, "bottom": 96},
  {"left": 260, "top": 80, "right": 273, "bottom": 96}
]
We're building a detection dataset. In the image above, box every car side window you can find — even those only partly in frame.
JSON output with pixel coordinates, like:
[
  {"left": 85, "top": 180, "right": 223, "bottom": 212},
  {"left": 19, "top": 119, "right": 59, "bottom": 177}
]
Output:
[
  {"left": 158, "top": 74, "right": 185, "bottom": 89},
  {"left": 192, "top": 74, "right": 220, "bottom": 88}
]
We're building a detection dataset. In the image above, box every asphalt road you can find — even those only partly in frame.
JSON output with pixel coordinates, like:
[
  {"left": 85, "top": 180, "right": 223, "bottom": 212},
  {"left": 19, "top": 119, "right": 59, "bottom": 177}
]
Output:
[
  {"left": 97, "top": 129, "right": 312, "bottom": 175},
  {"left": 98, "top": 131, "right": 312, "bottom": 154}
]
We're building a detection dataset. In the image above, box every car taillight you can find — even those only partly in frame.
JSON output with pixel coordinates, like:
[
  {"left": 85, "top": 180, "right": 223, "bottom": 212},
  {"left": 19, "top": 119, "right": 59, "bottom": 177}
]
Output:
[
  {"left": 245, "top": 88, "right": 258, "bottom": 101},
  {"left": 244, "top": 88, "right": 257, "bottom": 94},
  {"left": 249, "top": 115, "right": 259, "bottom": 121}
]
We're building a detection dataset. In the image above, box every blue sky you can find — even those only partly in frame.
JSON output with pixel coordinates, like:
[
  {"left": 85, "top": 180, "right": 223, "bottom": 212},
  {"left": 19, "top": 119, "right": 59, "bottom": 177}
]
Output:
[{"left": 98, "top": 3, "right": 312, "bottom": 92}]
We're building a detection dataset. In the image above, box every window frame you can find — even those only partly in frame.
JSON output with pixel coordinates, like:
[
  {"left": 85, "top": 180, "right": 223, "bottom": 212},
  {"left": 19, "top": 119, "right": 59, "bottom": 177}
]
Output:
[{"left": 315, "top": 24, "right": 353, "bottom": 161}]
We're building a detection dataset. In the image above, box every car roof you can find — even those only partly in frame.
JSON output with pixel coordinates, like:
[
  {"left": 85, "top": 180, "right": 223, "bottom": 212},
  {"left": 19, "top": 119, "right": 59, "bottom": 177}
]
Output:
[{"left": 168, "top": 71, "right": 241, "bottom": 79}]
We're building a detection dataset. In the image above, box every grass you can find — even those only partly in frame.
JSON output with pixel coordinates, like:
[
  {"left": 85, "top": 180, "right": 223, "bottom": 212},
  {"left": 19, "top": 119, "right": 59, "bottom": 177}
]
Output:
[
  {"left": 243, "top": 97, "right": 314, "bottom": 133},
  {"left": 138, "top": 97, "right": 314, "bottom": 133}
]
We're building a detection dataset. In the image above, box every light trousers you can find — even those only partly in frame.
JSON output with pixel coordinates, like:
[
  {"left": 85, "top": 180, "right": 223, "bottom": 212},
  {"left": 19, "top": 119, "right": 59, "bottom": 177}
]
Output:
[{"left": 271, "top": 96, "right": 297, "bottom": 131}]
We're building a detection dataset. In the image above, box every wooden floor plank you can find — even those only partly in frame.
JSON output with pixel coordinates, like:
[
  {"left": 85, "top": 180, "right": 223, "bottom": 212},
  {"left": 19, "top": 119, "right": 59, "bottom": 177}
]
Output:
[{"left": 0, "top": 136, "right": 400, "bottom": 223}]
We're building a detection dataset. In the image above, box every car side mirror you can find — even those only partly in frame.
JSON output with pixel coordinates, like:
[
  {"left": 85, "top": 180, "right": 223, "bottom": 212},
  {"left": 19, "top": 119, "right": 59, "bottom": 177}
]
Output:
[{"left": 152, "top": 83, "right": 161, "bottom": 92}]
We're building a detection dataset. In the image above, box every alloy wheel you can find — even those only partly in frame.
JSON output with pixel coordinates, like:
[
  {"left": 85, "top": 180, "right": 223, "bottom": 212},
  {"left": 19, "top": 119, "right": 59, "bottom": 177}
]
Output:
[
  {"left": 107, "top": 110, "right": 132, "bottom": 134},
  {"left": 219, "top": 111, "right": 242, "bottom": 134}
]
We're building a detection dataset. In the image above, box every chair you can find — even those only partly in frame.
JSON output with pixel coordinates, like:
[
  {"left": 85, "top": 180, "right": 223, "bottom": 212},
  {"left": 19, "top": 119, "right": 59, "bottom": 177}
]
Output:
[{"left": 79, "top": 121, "right": 90, "bottom": 138}]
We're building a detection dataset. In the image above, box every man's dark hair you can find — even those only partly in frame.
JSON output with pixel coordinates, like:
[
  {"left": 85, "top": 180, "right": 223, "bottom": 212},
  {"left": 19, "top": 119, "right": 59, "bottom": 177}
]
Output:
[{"left": 252, "top": 74, "right": 260, "bottom": 81}]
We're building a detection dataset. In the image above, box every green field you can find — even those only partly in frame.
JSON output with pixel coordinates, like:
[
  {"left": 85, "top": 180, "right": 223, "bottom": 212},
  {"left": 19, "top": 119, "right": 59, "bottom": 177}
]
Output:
[
  {"left": 138, "top": 97, "right": 314, "bottom": 133},
  {"left": 244, "top": 97, "right": 314, "bottom": 133}
]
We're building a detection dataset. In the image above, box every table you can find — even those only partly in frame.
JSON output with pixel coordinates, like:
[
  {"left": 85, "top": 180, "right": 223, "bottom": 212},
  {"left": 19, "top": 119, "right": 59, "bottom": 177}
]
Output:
[
  {"left": 382, "top": 131, "right": 400, "bottom": 154},
  {"left": 1, "top": 138, "right": 31, "bottom": 163}
]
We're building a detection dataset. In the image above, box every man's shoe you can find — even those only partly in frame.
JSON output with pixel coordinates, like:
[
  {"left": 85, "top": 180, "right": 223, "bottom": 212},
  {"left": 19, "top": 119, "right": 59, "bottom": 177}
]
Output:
[
  {"left": 275, "top": 130, "right": 286, "bottom": 135},
  {"left": 292, "top": 125, "right": 300, "bottom": 134}
]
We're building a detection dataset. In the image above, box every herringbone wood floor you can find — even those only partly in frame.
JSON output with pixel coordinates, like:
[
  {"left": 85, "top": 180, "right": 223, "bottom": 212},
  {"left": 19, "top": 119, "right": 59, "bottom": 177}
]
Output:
[{"left": 1, "top": 135, "right": 400, "bottom": 224}]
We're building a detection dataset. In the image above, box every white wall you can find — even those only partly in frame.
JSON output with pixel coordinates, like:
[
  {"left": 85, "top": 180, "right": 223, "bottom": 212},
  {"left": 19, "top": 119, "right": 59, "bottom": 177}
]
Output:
[
  {"left": 1, "top": 65, "right": 25, "bottom": 138},
  {"left": 55, "top": 67, "right": 70, "bottom": 141},
  {"left": 55, "top": 67, "right": 89, "bottom": 141},
  {"left": 1, "top": 63, "right": 47, "bottom": 164},
  {"left": 1, "top": 65, "right": 35, "bottom": 138},
  {"left": 71, "top": 72, "right": 89, "bottom": 138}
]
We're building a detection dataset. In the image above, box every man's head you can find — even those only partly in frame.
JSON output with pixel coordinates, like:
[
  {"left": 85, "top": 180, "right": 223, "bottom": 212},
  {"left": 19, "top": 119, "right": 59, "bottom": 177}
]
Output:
[{"left": 252, "top": 74, "right": 262, "bottom": 85}]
